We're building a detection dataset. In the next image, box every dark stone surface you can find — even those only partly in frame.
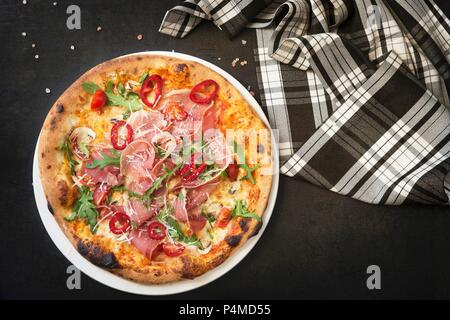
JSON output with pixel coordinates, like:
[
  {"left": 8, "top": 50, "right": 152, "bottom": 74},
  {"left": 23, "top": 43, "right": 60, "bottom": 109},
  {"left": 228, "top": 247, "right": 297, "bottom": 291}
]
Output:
[{"left": 1, "top": 0, "right": 450, "bottom": 299}]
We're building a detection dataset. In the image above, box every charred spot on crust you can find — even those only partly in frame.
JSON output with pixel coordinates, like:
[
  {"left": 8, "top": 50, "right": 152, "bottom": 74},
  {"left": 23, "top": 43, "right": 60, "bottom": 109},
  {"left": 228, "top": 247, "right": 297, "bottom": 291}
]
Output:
[
  {"left": 136, "top": 56, "right": 142, "bottom": 61},
  {"left": 249, "top": 220, "right": 263, "bottom": 238},
  {"left": 225, "top": 234, "right": 242, "bottom": 247},
  {"left": 41, "top": 152, "right": 45, "bottom": 158},
  {"left": 172, "top": 63, "right": 188, "bottom": 73},
  {"left": 47, "top": 165, "right": 51, "bottom": 169},
  {"left": 57, "top": 180, "right": 69, "bottom": 206},
  {"left": 50, "top": 117, "right": 57, "bottom": 130},
  {"left": 47, "top": 201, "right": 54, "bottom": 215},
  {"left": 77, "top": 240, "right": 120, "bottom": 269},
  {"left": 239, "top": 219, "right": 249, "bottom": 232},
  {"left": 56, "top": 104, "right": 64, "bottom": 113},
  {"left": 180, "top": 256, "right": 196, "bottom": 279},
  {"left": 153, "top": 269, "right": 162, "bottom": 277}
]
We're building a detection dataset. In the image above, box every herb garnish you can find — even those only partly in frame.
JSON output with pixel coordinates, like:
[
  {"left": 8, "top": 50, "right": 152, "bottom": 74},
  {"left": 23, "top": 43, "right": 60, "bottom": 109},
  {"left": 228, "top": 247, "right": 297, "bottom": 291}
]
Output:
[
  {"left": 129, "top": 162, "right": 183, "bottom": 205},
  {"left": 233, "top": 141, "right": 260, "bottom": 184},
  {"left": 81, "top": 81, "right": 100, "bottom": 94},
  {"left": 81, "top": 81, "right": 143, "bottom": 113},
  {"left": 60, "top": 139, "right": 78, "bottom": 175},
  {"left": 86, "top": 149, "right": 121, "bottom": 169},
  {"left": 155, "top": 143, "right": 166, "bottom": 158},
  {"left": 105, "top": 81, "right": 143, "bottom": 112},
  {"left": 157, "top": 206, "right": 203, "bottom": 248},
  {"left": 138, "top": 72, "right": 149, "bottom": 84},
  {"left": 231, "top": 200, "right": 261, "bottom": 221},
  {"left": 65, "top": 186, "right": 100, "bottom": 232}
]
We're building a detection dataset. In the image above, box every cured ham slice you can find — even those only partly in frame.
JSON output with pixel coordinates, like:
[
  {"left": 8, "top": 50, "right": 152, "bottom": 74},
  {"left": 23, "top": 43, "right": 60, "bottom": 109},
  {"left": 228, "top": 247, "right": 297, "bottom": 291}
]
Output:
[
  {"left": 186, "top": 180, "right": 220, "bottom": 210},
  {"left": 189, "top": 215, "right": 207, "bottom": 233},
  {"left": 130, "top": 228, "right": 162, "bottom": 260},
  {"left": 78, "top": 150, "right": 122, "bottom": 187},
  {"left": 99, "top": 204, "right": 124, "bottom": 218},
  {"left": 173, "top": 189, "right": 189, "bottom": 223},
  {"left": 160, "top": 89, "right": 215, "bottom": 137},
  {"left": 151, "top": 131, "right": 180, "bottom": 179},
  {"left": 126, "top": 198, "right": 158, "bottom": 226},
  {"left": 127, "top": 110, "right": 167, "bottom": 141},
  {"left": 120, "top": 140, "right": 155, "bottom": 195},
  {"left": 173, "top": 183, "right": 217, "bottom": 233}
]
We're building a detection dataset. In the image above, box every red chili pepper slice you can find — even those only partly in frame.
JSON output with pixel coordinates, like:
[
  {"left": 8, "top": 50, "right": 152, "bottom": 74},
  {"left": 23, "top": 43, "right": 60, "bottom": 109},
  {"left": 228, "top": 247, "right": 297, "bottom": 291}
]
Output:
[
  {"left": 91, "top": 90, "right": 107, "bottom": 112},
  {"left": 111, "top": 120, "right": 133, "bottom": 150},
  {"left": 109, "top": 212, "right": 131, "bottom": 235},
  {"left": 189, "top": 79, "right": 219, "bottom": 104},
  {"left": 140, "top": 74, "right": 163, "bottom": 109},
  {"left": 147, "top": 221, "right": 166, "bottom": 240},
  {"left": 182, "top": 163, "right": 207, "bottom": 183},
  {"left": 226, "top": 162, "right": 239, "bottom": 181},
  {"left": 162, "top": 243, "right": 185, "bottom": 257}
]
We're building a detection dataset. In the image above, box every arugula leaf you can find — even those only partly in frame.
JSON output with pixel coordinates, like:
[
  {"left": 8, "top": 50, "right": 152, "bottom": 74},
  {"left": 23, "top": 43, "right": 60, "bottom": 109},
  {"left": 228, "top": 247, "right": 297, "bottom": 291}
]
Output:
[
  {"left": 105, "top": 81, "right": 143, "bottom": 112},
  {"left": 157, "top": 206, "right": 203, "bottom": 248},
  {"left": 201, "top": 207, "right": 216, "bottom": 224},
  {"left": 138, "top": 72, "right": 149, "bottom": 84},
  {"left": 82, "top": 81, "right": 101, "bottom": 94},
  {"left": 122, "top": 109, "right": 131, "bottom": 120},
  {"left": 233, "top": 141, "right": 260, "bottom": 184},
  {"left": 155, "top": 143, "right": 166, "bottom": 158},
  {"left": 64, "top": 211, "right": 76, "bottom": 222},
  {"left": 66, "top": 186, "right": 100, "bottom": 232},
  {"left": 130, "top": 162, "right": 183, "bottom": 205},
  {"left": 231, "top": 200, "right": 261, "bottom": 221},
  {"left": 60, "top": 139, "right": 78, "bottom": 175},
  {"left": 117, "top": 83, "right": 126, "bottom": 96},
  {"left": 86, "top": 149, "right": 121, "bottom": 169}
]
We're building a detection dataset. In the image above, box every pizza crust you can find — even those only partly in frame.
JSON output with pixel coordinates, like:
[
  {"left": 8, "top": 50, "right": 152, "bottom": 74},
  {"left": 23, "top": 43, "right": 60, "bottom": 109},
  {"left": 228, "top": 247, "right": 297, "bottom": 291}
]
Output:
[{"left": 38, "top": 54, "right": 273, "bottom": 284}]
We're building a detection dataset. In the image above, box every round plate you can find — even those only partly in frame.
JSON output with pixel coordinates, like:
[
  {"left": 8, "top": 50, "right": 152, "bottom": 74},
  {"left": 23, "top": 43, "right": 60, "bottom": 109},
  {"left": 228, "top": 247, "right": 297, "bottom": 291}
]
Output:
[{"left": 32, "top": 51, "right": 279, "bottom": 295}]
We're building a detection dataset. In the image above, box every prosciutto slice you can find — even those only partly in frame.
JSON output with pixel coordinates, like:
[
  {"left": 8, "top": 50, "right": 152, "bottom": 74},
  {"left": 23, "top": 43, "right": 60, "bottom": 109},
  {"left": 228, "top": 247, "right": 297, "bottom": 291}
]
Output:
[
  {"left": 120, "top": 140, "right": 155, "bottom": 195},
  {"left": 160, "top": 89, "right": 215, "bottom": 138},
  {"left": 173, "top": 189, "right": 189, "bottom": 223},
  {"left": 130, "top": 227, "right": 162, "bottom": 260},
  {"left": 78, "top": 149, "right": 122, "bottom": 187},
  {"left": 173, "top": 183, "right": 218, "bottom": 233},
  {"left": 151, "top": 131, "right": 180, "bottom": 179},
  {"left": 186, "top": 180, "right": 220, "bottom": 210},
  {"left": 126, "top": 198, "right": 158, "bottom": 226},
  {"left": 127, "top": 110, "right": 167, "bottom": 142}
]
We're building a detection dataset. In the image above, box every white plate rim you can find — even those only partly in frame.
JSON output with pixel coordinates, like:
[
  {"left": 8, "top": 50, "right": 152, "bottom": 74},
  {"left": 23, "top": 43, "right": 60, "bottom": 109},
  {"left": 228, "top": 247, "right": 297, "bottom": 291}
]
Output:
[{"left": 32, "top": 50, "right": 279, "bottom": 296}]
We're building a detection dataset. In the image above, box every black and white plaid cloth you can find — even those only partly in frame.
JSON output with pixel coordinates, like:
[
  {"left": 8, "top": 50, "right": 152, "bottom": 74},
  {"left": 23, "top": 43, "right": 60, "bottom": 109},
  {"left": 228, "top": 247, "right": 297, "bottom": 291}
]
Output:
[{"left": 160, "top": 0, "right": 450, "bottom": 205}]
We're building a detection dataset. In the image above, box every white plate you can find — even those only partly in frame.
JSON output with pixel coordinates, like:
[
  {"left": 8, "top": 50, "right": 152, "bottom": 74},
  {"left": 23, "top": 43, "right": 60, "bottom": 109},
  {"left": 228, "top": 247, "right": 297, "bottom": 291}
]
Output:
[{"left": 32, "top": 51, "right": 279, "bottom": 295}]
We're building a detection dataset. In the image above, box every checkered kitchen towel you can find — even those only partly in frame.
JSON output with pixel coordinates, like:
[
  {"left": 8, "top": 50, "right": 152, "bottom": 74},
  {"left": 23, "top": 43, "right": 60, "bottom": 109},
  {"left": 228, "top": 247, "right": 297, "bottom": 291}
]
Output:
[{"left": 160, "top": 0, "right": 450, "bottom": 205}]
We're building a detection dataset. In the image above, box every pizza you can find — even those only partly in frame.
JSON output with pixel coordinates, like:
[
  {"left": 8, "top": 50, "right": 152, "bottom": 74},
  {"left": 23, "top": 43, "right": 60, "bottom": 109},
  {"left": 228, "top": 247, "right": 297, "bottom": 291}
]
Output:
[{"left": 38, "top": 53, "right": 273, "bottom": 284}]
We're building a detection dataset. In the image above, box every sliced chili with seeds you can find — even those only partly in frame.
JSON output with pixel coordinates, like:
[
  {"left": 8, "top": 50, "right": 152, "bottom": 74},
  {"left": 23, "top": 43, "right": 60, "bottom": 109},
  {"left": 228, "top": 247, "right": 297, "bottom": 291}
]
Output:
[
  {"left": 189, "top": 79, "right": 219, "bottom": 104},
  {"left": 109, "top": 212, "right": 131, "bottom": 235},
  {"left": 111, "top": 120, "right": 133, "bottom": 150},
  {"left": 182, "top": 163, "right": 207, "bottom": 183},
  {"left": 140, "top": 74, "right": 163, "bottom": 109},
  {"left": 147, "top": 221, "right": 166, "bottom": 240}
]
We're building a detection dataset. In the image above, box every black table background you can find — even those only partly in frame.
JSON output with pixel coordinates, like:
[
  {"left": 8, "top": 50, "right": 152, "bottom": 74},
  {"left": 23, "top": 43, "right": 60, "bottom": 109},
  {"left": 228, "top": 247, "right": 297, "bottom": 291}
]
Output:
[{"left": 1, "top": 0, "right": 450, "bottom": 300}]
